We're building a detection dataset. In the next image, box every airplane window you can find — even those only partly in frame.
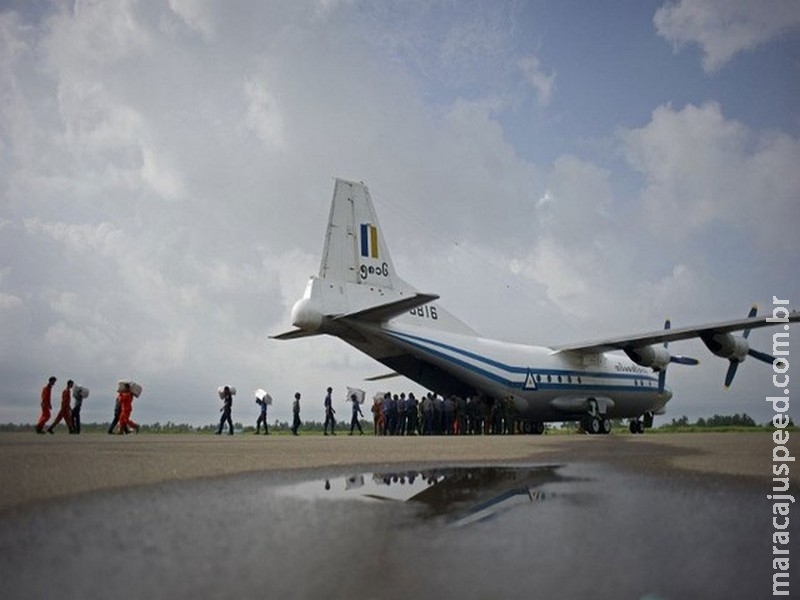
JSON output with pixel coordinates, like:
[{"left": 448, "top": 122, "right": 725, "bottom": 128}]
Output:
[
  {"left": 567, "top": 375, "right": 572, "bottom": 383},
  {"left": 536, "top": 374, "right": 542, "bottom": 382},
  {"left": 577, "top": 376, "right": 582, "bottom": 384},
  {"left": 547, "top": 375, "right": 552, "bottom": 383},
  {"left": 557, "top": 375, "right": 562, "bottom": 383}
]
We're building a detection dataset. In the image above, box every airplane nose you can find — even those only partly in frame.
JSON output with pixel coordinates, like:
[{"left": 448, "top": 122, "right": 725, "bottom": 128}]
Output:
[{"left": 291, "top": 297, "right": 323, "bottom": 331}]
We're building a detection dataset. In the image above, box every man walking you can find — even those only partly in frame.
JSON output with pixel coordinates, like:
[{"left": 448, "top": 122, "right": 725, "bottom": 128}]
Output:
[
  {"left": 48, "top": 379, "right": 74, "bottom": 434},
  {"left": 71, "top": 385, "right": 86, "bottom": 434},
  {"left": 36, "top": 376, "right": 56, "bottom": 434},
  {"left": 255, "top": 393, "right": 269, "bottom": 434},
  {"left": 216, "top": 386, "right": 234, "bottom": 435},
  {"left": 291, "top": 392, "right": 302, "bottom": 436},
  {"left": 349, "top": 393, "right": 364, "bottom": 435},
  {"left": 323, "top": 386, "right": 336, "bottom": 435}
]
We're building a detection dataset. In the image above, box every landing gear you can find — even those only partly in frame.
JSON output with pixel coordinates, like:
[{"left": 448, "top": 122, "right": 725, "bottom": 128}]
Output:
[
  {"left": 583, "top": 416, "right": 600, "bottom": 434},
  {"left": 629, "top": 419, "right": 645, "bottom": 434},
  {"left": 629, "top": 412, "right": 652, "bottom": 434},
  {"left": 581, "top": 416, "right": 611, "bottom": 434},
  {"left": 522, "top": 421, "right": 545, "bottom": 435},
  {"left": 581, "top": 398, "right": 612, "bottom": 434}
]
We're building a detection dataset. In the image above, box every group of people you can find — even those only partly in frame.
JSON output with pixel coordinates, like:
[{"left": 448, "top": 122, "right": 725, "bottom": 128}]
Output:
[
  {"left": 36, "top": 377, "right": 515, "bottom": 437},
  {"left": 108, "top": 382, "right": 140, "bottom": 435},
  {"left": 213, "top": 386, "right": 365, "bottom": 436},
  {"left": 36, "top": 377, "right": 87, "bottom": 434},
  {"left": 371, "top": 392, "right": 520, "bottom": 436},
  {"left": 36, "top": 376, "right": 140, "bottom": 435}
]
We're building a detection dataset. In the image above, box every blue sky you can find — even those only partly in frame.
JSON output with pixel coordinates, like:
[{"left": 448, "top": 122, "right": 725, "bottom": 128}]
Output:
[{"left": 1, "top": 0, "right": 799, "bottom": 427}]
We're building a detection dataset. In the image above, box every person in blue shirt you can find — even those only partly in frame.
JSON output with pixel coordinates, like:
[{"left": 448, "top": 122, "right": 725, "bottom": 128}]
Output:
[
  {"left": 349, "top": 393, "right": 364, "bottom": 435},
  {"left": 323, "top": 386, "right": 336, "bottom": 435},
  {"left": 255, "top": 395, "right": 269, "bottom": 434}
]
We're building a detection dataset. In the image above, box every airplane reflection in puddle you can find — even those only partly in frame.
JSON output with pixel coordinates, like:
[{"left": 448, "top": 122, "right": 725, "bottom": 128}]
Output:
[{"left": 276, "top": 465, "right": 566, "bottom": 527}]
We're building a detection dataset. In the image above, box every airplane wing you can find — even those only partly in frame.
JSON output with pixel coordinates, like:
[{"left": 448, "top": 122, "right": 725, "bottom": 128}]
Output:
[{"left": 552, "top": 311, "right": 799, "bottom": 354}]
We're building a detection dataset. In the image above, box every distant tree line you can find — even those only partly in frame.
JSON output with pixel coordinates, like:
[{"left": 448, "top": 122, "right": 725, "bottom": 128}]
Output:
[
  {"left": 660, "top": 413, "right": 794, "bottom": 430},
  {"left": 0, "top": 414, "right": 793, "bottom": 433}
]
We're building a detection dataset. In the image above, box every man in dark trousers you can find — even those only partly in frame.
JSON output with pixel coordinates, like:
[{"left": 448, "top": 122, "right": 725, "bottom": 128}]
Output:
[
  {"left": 216, "top": 386, "right": 234, "bottom": 435},
  {"left": 255, "top": 395, "right": 269, "bottom": 434},
  {"left": 349, "top": 393, "right": 364, "bottom": 435},
  {"left": 291, "top": 392, "right": 301, "bottom": 435},
  {"left": 71, "top": 385, "right": 85, "bottom": 434},
  {"left": 323, "top": 386, "right": 336, "bottom": 435}
]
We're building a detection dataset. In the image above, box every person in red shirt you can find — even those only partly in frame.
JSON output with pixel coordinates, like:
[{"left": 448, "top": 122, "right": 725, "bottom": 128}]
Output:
[
  {"left": 48, "top": 379, "right": 74, "bottom": 434},
  {"left": 36, "top": 376, "right": 57, "bottom": 434},
  {"left": 116, "top": 383, "right": 139, "bottom": 434}
]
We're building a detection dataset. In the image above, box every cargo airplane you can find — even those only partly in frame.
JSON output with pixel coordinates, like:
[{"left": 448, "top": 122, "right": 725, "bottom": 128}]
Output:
[{"left": 273, "top": 179, "right": 797, "bottom": 433}]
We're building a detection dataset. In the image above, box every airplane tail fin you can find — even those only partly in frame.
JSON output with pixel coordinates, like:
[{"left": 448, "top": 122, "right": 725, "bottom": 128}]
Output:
[
  {"left": 272, "top": 178, "right": 476, "bottom": 339},
  {"left": 319, "top": 179, "right": 408, "bottom": 291}
]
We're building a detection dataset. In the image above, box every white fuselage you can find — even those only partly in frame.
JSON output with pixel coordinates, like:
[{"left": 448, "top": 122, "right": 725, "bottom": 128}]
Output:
[{"left": 332, "top": 317, "right": 671, "bottom": 423}]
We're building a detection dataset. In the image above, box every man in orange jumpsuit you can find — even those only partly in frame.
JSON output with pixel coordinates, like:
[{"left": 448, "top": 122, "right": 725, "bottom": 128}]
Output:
[
  {"left": 36, "top": 376, "right": 57, "bottom": 434},
  {"left": 47, "top": 379, "right": 74, "bottom": 434},
  {"left": 116, "top": 383, "right": 139, "bottom": 434}
]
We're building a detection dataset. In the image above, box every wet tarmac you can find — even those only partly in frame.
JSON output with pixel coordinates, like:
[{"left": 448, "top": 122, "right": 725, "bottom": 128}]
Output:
[{"left": 0, "top": 460, "right": 791, "bottom": 599}]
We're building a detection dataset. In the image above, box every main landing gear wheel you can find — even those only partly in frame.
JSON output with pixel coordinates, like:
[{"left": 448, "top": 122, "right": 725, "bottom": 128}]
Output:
[
  {"left": 582, "top": 416, "right": 612, "bottom": 434},
  {"left": 522, "top": 421, "right": 545, "bottom": 435},
  {"left": 583, "top": 416, "right": 601, "bottom": 434}
]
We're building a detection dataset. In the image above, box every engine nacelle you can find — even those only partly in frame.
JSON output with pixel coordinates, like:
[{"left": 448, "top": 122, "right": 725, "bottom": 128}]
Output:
[
  {"left": 701, "top": 332, "right": 749, "bottom": 363},
  {"left": 624, "top": 345, "right": 671, "bottom": 371}
]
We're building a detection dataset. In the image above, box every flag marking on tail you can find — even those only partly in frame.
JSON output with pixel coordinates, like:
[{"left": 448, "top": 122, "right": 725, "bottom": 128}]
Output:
[{"left": 360, "top": 223, "right": 379, "bottom": 259}]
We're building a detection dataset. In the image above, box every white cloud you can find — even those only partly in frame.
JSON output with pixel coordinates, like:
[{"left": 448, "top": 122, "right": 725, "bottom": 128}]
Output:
[
  {"left": 44, "top": 0, "right": 154, "bottom": 73},
  {"left": 620, "top": 102, "right": 800, "bottom": 251},
  {"left": 0, "top": 292, "right": 23, "bottom": 310},
  {"left": 654, "top": 0, "right": 800, "bottom": 71},
  {"left": 23, "top": 219, "right": 125, "bottom": 258},
  {"left": 141, "top": 146, "right": 184, "bottom": 199},
  {"left": 242, "top": 77, "right": 285, "bottom": 149},
  {"left": 167, "top": 0, "right": 216, "bottom": 40},
  {"left": 518, "top": 56, "right": 555, "bottom": 107}
]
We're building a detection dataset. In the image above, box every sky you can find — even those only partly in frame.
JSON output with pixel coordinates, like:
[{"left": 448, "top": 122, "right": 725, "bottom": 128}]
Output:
[{"left": 1, "top": 0, "right": 799, "bottom": 427}]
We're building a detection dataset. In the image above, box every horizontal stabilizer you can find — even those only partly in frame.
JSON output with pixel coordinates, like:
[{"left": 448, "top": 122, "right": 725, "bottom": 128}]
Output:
[
  {"left": 364, "top": 372, "right": 402, "bottom": 382},
  {"left": 334, "top": 293, "right": 440, "bottom": 324},
  {"left": 270, "top": 328, "right": 324, "bottom": 341}
]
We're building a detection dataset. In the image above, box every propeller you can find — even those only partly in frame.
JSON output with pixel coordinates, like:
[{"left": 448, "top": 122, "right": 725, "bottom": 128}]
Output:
[
  {"left": 723, "top": 305, "right": 777, "bottom": 388},
  {"left": 658, "top": 319, "right": 700, "bottom": 394}
]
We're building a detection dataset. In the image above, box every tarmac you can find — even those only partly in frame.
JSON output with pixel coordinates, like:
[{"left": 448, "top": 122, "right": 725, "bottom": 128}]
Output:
[{"left": 1, "top": 431, "right": 797, "bottom": 599}]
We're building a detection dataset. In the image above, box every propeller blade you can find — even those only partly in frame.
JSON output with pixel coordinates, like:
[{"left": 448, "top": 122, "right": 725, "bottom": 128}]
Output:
[
  {"left": 724, "top": 361, "right": 739, "bottom": 388},
  {"left": 658, "top": 370, "right": 666, "bottom": 394},
  {"left": 748, "top": 348, "right": 776, "bottom": 364},
  {"left": 742, "top": 305, "right": 757, "bottom": 339}
]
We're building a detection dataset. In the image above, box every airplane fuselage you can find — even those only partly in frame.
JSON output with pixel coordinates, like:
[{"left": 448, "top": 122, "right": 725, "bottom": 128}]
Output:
[{"left": 323, "top": 315, "right": 670, "bottom": 424}]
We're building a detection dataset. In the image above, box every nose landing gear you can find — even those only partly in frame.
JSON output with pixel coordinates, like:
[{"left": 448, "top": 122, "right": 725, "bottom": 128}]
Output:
[{"left": 629, "top": 411, "right": 653, "bottom": 435}]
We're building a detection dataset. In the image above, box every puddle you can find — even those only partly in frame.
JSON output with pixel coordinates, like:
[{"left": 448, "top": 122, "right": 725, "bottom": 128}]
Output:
[{"left": 276, "top": 465, "right": 565, "bottom": 526}]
